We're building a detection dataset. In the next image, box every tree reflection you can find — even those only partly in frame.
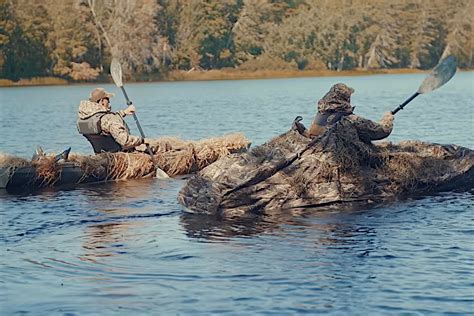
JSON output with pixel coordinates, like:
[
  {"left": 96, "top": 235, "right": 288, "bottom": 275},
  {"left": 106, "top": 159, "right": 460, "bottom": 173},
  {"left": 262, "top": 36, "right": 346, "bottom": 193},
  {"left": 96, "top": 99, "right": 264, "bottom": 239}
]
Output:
[
  {"left": 80, "top": 222, "right": 139, "bottom": 263},
  {"left": 180, "top": 202, "right": 382, "bottom": 255},
  {"left": 78, "top": 179, "right": 156, "bottom": 263}
]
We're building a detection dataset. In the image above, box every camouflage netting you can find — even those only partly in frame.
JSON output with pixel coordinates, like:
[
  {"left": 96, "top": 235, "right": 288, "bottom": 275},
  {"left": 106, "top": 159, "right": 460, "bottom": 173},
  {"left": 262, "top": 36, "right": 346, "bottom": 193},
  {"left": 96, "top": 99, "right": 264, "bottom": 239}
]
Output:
[
  {"left": 146, "top": 133, "right": 250, "bottom": 175},
  {"left": 179, "top": 122, "right": 474, "bottom": 218},
  {"left": 0, "top": 133, "right": 250, "bottom": 187},
  {"left": 0, "top": 154, "right": 31, "bottom": 168}
]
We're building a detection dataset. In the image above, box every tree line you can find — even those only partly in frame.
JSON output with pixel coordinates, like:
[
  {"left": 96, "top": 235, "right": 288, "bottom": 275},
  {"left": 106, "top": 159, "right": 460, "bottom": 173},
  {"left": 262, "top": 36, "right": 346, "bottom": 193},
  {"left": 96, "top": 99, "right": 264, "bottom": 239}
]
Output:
[{"left": 1, "top": 0, "right": 472, "bottom": 81}]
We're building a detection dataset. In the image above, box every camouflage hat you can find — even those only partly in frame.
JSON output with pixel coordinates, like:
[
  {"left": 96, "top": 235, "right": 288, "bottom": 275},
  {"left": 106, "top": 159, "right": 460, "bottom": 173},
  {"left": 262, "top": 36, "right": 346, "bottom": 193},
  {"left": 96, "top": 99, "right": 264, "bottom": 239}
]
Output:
[
  {"left": 317, "top": 83, "right": 355, "bottom": 114},
  {"left": 89, "top": 88, "right": 115, "bottom": 102}
]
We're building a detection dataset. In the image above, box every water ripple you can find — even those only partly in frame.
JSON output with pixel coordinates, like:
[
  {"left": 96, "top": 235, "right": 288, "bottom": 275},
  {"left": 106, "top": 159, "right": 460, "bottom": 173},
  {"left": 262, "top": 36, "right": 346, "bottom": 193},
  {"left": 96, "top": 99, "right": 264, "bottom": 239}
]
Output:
[{"left": 1, "top": 75, "right": 474, "bottom": 314}]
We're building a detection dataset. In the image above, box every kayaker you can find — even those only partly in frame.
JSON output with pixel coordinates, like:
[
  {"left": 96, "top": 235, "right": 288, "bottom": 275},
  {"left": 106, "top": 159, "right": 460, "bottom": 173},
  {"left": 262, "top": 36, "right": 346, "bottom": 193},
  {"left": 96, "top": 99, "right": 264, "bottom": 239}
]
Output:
[
  {"left": 292, "top": 83, "right": 394, "bottom": 142},
  {"left": 77, "top": 88, "right": 150, "bottom": 153}
]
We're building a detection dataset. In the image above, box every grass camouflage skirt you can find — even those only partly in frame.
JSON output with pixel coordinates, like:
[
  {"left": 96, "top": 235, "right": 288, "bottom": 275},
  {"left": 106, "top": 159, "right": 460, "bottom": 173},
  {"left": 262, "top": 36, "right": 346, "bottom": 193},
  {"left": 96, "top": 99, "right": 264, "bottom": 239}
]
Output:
[{"left": 0, "top": 133, "right": 250, "bottom": 188}]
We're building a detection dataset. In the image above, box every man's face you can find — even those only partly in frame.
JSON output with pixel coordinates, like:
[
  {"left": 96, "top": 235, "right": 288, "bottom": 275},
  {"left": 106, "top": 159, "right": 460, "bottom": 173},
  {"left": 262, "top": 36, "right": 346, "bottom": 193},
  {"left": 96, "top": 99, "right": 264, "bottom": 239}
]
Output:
[{"left": 100, "top": 97, "right": 111, "bottom": 111}]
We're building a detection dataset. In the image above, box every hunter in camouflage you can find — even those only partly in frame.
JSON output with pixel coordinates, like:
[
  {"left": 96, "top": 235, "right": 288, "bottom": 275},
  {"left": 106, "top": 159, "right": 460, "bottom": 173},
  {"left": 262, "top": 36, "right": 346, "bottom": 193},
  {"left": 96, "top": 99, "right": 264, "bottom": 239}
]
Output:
[
  {"left": 294, "top": 83, "right": 394, "bottom": 142},
  {"left": 78, "top": 88, "right": 146, "bottom": 152}
]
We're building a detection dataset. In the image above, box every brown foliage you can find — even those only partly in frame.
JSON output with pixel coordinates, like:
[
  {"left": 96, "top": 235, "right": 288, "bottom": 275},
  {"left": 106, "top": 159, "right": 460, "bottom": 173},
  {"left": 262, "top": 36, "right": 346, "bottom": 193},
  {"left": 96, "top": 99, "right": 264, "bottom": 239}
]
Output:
[
  {"left": 0, "top": 154, "right": 30, "bottom": 168},
  {"left": 69, "top": 62, "right": 101, "bottom": 81},
  {"left": 150, "top": 133, "right": 250, "bottom": 176},
  {"left": 0, "top": 133, "right": 250, "bottom": 187},
  {"left": 33, "top": 156, "right": 61, "bottom": 186},
  {"left": 3, "top": 0, "right": 472, "bottom": 80}
]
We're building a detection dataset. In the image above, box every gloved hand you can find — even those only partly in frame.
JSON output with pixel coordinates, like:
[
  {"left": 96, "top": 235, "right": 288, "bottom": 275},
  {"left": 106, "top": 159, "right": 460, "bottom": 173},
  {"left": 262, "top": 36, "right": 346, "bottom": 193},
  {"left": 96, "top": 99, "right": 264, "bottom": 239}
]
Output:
[
  {"left": 381, "top": 111, "right": 394, "bottom": 125},
  {"left": 123, "top": 104, "right": 136, "bottom": 116},
  {"left": 291, "top": 116, "right": 307, "bottom": 135},
  {"left": 141, "top": 138, "right": 157, "bottom": 154}
]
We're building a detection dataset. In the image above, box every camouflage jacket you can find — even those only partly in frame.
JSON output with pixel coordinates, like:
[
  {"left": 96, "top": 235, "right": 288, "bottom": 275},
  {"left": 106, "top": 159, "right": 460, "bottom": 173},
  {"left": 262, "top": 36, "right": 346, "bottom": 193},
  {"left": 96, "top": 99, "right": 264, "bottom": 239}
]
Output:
[
  {"left": 344, "top": 113, "right": 393, "bottom": 142},
  {"left": 305, "top": 112, "right": 393, "bottom": 142},
  {"left": 78, "top": 100, "right": 143, "bottom": 149},
  {"left": 315, "top": 83, "right": 394, "bottom": 142}
]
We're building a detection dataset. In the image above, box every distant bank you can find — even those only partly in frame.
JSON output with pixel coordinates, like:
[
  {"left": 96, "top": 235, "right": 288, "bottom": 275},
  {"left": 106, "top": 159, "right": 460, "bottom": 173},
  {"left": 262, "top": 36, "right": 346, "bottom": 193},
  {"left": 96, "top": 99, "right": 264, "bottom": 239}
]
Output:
[{"left": 1, "top": 68, "right": 470, "bottom": 87}]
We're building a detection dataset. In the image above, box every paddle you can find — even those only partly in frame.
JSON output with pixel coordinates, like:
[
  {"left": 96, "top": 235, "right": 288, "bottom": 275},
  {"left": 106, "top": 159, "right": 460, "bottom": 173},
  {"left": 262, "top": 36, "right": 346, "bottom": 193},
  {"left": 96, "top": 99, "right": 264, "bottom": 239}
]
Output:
[
  {"left": 110, "top": 58, "right": 169, "bottom": 179},
  {"left": 391, "top": 55, "right": 457, "bottom": 115}
]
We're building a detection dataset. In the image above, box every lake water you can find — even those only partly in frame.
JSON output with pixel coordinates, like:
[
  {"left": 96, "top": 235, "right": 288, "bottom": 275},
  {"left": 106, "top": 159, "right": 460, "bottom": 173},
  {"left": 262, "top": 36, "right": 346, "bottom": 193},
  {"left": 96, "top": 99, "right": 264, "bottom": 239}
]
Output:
[{"left": 1, "top": 73, "right": 473, "bottom": 314}]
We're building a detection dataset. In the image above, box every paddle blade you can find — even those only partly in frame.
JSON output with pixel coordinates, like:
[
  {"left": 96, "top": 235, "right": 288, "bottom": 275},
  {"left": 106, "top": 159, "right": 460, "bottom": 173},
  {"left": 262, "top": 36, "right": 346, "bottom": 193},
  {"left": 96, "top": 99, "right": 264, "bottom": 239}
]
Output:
[
  {"left": 110, "top": 58, "right": 123, "bottom": 87},
  {"left": 155, "top": 167, "right": 170, "bottom": 179},
  {"left": 417, "top": 55, "right": 457, "bottom": 94}
]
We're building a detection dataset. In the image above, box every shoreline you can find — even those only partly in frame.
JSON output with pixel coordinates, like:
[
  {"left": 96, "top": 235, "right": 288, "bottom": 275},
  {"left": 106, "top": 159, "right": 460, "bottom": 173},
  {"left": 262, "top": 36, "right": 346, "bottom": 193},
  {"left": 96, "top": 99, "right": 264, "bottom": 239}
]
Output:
[
  {"left": 166, "top": 68, "right": 426, "bottom": 82},
  {"left": 1, "top": 68, "right": 472, "bottom": 87}
]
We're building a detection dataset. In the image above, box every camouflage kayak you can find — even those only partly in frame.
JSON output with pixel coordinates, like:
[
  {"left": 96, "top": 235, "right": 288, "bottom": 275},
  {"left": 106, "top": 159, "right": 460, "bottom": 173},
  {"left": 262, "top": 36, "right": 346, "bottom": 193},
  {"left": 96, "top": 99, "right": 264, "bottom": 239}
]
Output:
[
  {"left": 179, "top": 123, "right": 474, "bottom": 218},
  {"left": 0, "top": 134, "right": 250, "bottom": 193}
]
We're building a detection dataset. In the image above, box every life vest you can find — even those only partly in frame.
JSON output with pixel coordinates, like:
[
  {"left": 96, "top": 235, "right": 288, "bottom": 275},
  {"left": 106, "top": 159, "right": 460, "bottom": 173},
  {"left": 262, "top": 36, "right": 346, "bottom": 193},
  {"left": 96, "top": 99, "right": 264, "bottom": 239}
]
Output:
[
  {"left": 308, "top": 111, "right": 350, "bottom": 137},
  {"left": 77, "top": 112, "right": 124, "bottom": 154}
]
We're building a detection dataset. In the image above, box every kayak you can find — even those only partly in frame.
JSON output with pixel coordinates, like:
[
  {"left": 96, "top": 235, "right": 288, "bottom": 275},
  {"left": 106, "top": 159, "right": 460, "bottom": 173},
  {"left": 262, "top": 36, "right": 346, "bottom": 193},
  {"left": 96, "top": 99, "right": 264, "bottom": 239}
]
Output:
[
  {"left": 0, "top": 161, "right": 108, "bottom": 192},
  {"left": 179, "top": 124, "right": 474, "bottom": 218},
  {"left": 1, "top": 133, "right": 250, "bottom": 193}
]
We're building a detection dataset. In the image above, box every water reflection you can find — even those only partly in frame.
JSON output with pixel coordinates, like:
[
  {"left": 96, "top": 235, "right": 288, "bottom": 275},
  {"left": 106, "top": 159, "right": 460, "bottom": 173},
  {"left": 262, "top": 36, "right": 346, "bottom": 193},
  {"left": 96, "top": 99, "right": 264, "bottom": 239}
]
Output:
[
  {"left": 77, "top": 178, "right": 157, "bottom": 204},
  {"left": 78, "top": 179, "right": 160, "bottom": 263},
  {"left": 180, "top": 213, "right": 271, "bottom": 240},
  {"left": 2, "top": 76, "right": 473, "bottom": 315},
  {"left": 181, "top": 203, "right": 381, "bottom": 253},
  {"left": 81, "top": 221, "right": 141, "bottom": 263}
]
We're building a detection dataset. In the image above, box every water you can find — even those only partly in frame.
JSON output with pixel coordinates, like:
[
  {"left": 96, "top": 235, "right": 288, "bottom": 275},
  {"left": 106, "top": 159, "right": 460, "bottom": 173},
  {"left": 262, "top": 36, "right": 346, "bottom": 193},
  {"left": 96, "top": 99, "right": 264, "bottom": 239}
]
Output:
[{"left": 1, "top": 73, "right": 473, "bottom": 314}]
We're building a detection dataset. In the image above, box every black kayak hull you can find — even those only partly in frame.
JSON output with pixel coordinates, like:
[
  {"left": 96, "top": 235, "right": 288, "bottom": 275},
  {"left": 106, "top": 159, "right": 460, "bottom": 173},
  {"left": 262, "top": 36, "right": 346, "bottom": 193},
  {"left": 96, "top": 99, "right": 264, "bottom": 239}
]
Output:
[{"left": 0, "top": 162, "right": 106, "bottom": 193}]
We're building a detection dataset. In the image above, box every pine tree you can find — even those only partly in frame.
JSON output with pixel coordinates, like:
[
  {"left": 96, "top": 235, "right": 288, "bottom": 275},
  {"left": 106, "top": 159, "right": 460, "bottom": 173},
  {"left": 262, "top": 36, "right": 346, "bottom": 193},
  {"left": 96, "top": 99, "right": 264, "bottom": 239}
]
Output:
[
  {"left": 232, "top": 0, "right": 273, "bottom": 65},
  {"left": 441, "top": 0, "right": 473, "bottom": 68},
  {"left": 1, "top": 0, "right": 50, "bottom": 80},
  {"left": 85, "top": 0, "right": 163, "bottom": 77},
  {"left": 0, "top": 0, "right": 16, "bottom": 73},
  {"left": 171, "top": 0, "right": 207, "bottom": 70},
  {"left": 364, "top": 3, "right": 402, "bottom": 69},
  {"left": 198, "top": 0, "right": 241, "bottom": 69}
]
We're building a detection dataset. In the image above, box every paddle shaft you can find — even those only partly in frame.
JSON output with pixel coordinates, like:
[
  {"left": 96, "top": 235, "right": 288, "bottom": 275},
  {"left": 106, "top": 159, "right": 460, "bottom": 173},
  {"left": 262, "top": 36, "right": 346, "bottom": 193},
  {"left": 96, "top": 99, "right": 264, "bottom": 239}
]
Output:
[
  {"left": 391, "top": 92, "right": 420, "bottom": 115},
  {"left": 119, "top": 86, "right": 158, "bottom": 165}
]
